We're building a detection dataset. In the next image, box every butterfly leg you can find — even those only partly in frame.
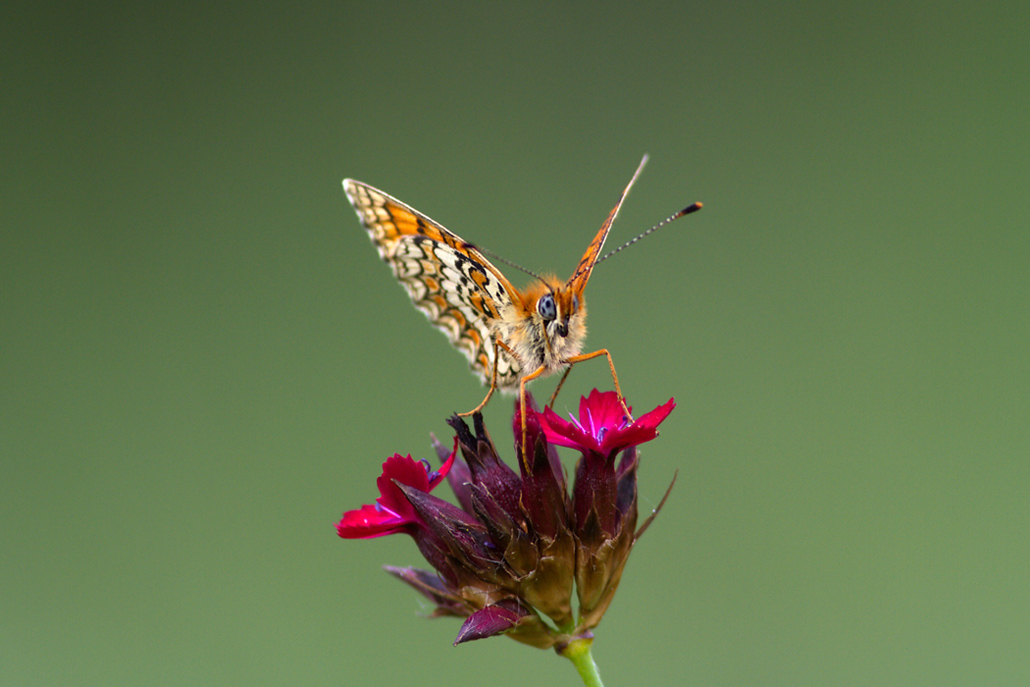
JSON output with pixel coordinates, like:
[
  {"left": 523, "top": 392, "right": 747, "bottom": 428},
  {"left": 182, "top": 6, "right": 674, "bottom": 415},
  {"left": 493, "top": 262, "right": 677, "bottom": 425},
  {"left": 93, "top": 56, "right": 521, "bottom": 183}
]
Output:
[
  {"left": 561, "top": 348, "right": 634, "bottom": 422},
  {"left": 457, "top": 339, "right": 506, "bottom": 417},
  {"left": 518, "top": 364, "right": 549, "bottom": 462},
  {"left": 547, "top": 366, "right": 574, "bottom": 409}
]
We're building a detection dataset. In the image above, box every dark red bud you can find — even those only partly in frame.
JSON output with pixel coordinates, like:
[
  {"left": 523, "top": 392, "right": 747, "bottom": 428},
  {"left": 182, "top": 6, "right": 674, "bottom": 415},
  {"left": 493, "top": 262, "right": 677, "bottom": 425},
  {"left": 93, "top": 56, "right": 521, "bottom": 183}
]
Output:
[{"left": 454, "top": 599, "right": 528, "bottom": 644}]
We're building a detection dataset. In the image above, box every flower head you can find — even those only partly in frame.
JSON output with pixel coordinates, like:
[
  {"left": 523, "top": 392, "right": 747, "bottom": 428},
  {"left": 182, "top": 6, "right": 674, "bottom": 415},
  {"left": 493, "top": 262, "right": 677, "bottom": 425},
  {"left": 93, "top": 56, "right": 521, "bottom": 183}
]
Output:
[
  {"left": 541, "top": 389, "right": 675, "bottom": 459},
  {"left": 540, "top": 390, "right": 676, "bottom": 626},
  {"left": 336, "top": 448, "right": 455, "bottom": 539},
  {"left": 336, "top": 390, "right": 676, "bottom": 650}
]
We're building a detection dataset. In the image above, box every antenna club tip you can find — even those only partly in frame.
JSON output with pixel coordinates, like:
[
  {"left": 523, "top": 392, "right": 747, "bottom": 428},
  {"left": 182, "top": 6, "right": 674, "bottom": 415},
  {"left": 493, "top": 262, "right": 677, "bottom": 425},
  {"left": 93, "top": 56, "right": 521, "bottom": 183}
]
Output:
[{"left": 679, "top": 202, "right": 703, "bottom": 216}]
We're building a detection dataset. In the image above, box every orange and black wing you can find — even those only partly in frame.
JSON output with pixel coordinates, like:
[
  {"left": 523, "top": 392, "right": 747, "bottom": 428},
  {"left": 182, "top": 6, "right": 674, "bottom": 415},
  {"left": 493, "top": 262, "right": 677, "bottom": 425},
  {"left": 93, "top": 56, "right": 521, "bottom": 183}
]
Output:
[
  {"left": 566, "top": 155, "right": 649, "bottom": 296},
  {"left": 344, "top": 179, "right": 522, "bottom": 385}
]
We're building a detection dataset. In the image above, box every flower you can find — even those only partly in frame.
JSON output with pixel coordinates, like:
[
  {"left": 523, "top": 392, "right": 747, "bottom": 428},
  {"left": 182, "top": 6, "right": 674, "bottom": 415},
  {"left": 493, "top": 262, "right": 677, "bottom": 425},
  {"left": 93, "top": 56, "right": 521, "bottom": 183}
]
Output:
[
  {"left": 539, "top": 390, "right": 676, "bottom": 627},
  {"left": 336, "top": 390, "right": 676, "bottom": 651},
  {"left": 336, "top": 449, "right": 455, "bottom": 539},
  {"left": 541, "top": 388, "right": 675, "bottom": 459}
]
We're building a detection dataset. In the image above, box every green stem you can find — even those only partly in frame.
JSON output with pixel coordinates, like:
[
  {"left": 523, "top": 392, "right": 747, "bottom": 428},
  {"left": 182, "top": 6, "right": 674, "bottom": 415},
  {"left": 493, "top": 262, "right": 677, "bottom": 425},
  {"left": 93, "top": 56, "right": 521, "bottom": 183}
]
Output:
[{"left": 560, "top": 637, "right": 604, "bottom": 687}]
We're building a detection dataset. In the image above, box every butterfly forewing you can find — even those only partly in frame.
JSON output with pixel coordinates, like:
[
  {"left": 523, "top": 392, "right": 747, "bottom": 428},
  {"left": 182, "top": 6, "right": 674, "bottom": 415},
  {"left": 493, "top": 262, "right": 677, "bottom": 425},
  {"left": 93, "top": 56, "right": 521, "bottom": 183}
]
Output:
[
  {"left": 344, "top": 180, "right": 522, "bottom": 386},
  {"left": 565, "top": 154, "right": 650, "bottom": 296}
]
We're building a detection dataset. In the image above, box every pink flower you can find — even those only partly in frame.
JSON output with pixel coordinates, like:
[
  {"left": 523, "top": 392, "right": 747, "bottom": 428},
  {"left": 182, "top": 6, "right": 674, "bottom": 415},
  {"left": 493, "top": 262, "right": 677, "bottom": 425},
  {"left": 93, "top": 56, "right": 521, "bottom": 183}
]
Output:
[
  {"left": 335, "top": 390, "right": 677, "bottom": 649},
  {"left": 541, "top": 389, "right": 675, "bottom": 459},
  {"left": 337, "top": 449, "right": 454, "bottom": 539},
  {"left": 540, "top": 390, "right": 676, "bottom": 625}
]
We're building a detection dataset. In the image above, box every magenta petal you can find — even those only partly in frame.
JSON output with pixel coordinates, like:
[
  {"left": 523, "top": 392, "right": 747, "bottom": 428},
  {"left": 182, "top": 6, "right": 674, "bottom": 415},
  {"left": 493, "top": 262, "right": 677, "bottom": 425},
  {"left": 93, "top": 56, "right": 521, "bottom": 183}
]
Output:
[
  {"left": 377, "top": 454, "right": 429, "bottom": 497},
  {"left": 540, "top": 406, "right": 600, "bottom": 452},
  {"left": 337, "top": 503, "right": 408, "bottom": 539},
  {"left": 592, "top": 396, "right": 675, "bottom": 455},
  {"left": 606, "top": 424, "right": 656, "bottom": 451},
  {"left": 601, "top": 407, "right": 669, "bottom": 450},
  {"left": 337, "top": 452, "right": 456, "bottom": 541},
  {"left": 580, "top": 389, "right": 630, "bottom": 434},
  {"left": 634, "top": 397, "right": 676, "bottom": 431},
  {"left": 369, "top": 455, "right": 427, "bottom": 525},
  {"left": 542, "top": 392, "right": 675, "bottom": 457},
  {"left": 428, "top": 437, "right": 457, "bottom": 490}
]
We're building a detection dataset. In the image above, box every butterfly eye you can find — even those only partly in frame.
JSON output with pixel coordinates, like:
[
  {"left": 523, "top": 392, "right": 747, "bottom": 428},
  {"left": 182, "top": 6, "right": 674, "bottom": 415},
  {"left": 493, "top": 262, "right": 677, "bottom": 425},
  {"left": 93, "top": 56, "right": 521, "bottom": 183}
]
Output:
[{"left": 537, "top": 293, "right": 557, "bottom": 321}]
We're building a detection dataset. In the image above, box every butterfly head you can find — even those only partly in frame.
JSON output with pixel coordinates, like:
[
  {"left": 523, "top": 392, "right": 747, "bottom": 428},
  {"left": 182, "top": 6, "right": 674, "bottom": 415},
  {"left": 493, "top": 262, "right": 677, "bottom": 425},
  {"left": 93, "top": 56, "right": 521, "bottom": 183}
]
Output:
[{"left": 519, "top": 277, "right": 587, "bottom": 361}]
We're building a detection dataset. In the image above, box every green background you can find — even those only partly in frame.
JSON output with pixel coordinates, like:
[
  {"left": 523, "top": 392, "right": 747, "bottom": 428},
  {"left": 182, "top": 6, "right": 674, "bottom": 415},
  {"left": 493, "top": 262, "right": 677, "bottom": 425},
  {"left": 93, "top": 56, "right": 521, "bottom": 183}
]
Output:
[{"left": 3, "top": 2, "right": 1027, "bottom": 685}]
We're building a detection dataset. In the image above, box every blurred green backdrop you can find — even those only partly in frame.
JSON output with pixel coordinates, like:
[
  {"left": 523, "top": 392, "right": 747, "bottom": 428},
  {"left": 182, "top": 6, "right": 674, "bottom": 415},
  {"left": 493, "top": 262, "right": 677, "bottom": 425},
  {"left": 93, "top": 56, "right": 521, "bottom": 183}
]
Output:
[{"left": 3, "top": 2, "right": 1028, "bottom": 685}]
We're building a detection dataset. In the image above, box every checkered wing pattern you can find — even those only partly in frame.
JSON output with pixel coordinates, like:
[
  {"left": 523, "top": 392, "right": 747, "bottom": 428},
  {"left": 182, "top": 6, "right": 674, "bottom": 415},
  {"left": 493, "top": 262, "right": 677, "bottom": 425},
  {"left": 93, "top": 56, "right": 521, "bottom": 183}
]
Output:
[{"left": 344, "top": 180, "right": 523, "bottom": 387}]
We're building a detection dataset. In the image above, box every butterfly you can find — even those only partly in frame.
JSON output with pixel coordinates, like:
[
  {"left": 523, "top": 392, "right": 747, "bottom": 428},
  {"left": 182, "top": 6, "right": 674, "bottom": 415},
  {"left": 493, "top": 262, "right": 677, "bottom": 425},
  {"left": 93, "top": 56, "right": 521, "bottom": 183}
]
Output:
[{"left": 343, "top": 156, "right": 701, "bottom": 443}]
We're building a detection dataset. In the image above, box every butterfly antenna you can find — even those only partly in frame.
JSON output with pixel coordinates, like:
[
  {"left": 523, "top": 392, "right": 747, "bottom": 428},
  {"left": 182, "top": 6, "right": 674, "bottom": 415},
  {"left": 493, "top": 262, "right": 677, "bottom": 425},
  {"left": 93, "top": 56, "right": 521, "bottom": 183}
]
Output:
[
  {"left": 595, "top": 202, "right": 703, "bottom": 265},
  {"left": 474, "top": 245, "right": 548, "bottom": 283}
]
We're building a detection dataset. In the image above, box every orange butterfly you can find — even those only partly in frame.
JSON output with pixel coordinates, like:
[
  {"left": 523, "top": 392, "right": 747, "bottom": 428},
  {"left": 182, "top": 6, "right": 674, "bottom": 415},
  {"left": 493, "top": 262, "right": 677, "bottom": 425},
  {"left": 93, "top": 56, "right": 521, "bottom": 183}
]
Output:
[{"left": 343, "top": 156, "right": 701, "bottom": 433}]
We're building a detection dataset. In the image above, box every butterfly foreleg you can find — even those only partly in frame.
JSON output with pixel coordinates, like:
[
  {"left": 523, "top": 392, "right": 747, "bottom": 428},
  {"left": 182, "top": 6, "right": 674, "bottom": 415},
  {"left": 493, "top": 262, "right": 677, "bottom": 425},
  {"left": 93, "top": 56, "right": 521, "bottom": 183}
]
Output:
[
  {"left": 517, "top": 363, "right": 549, "bottom": 468},
  {"left": 547, "top": 366, "right": 574, "bottom": 409},
  {"left": 561, "top": 349, "right": 634, "bottom": 422}
]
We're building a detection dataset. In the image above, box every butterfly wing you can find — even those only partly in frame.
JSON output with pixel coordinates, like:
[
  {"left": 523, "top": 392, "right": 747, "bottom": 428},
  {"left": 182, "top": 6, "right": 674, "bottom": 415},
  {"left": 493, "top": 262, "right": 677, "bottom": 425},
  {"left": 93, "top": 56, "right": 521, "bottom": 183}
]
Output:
[
  {"left": 566, "top": 155, "right": 650, "bottom": 296},
  {"left": 344, "top": 179, "right": 523, "bottom": 387}
]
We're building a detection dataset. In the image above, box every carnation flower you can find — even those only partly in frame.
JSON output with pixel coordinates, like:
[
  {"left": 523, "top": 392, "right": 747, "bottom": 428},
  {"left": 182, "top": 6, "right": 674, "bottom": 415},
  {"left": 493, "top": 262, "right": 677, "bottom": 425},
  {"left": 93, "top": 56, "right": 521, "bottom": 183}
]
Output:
[{"left": 336, "top": 390, "right": 677, "bottom": 683}]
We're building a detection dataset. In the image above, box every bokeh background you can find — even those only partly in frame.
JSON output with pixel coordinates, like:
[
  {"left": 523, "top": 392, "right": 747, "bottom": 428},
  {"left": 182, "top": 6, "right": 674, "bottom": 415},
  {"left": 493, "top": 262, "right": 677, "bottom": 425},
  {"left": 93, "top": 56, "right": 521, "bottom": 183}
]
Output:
[{"left": 3, "top": 2, "right": 1027, "bottom": 685}]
